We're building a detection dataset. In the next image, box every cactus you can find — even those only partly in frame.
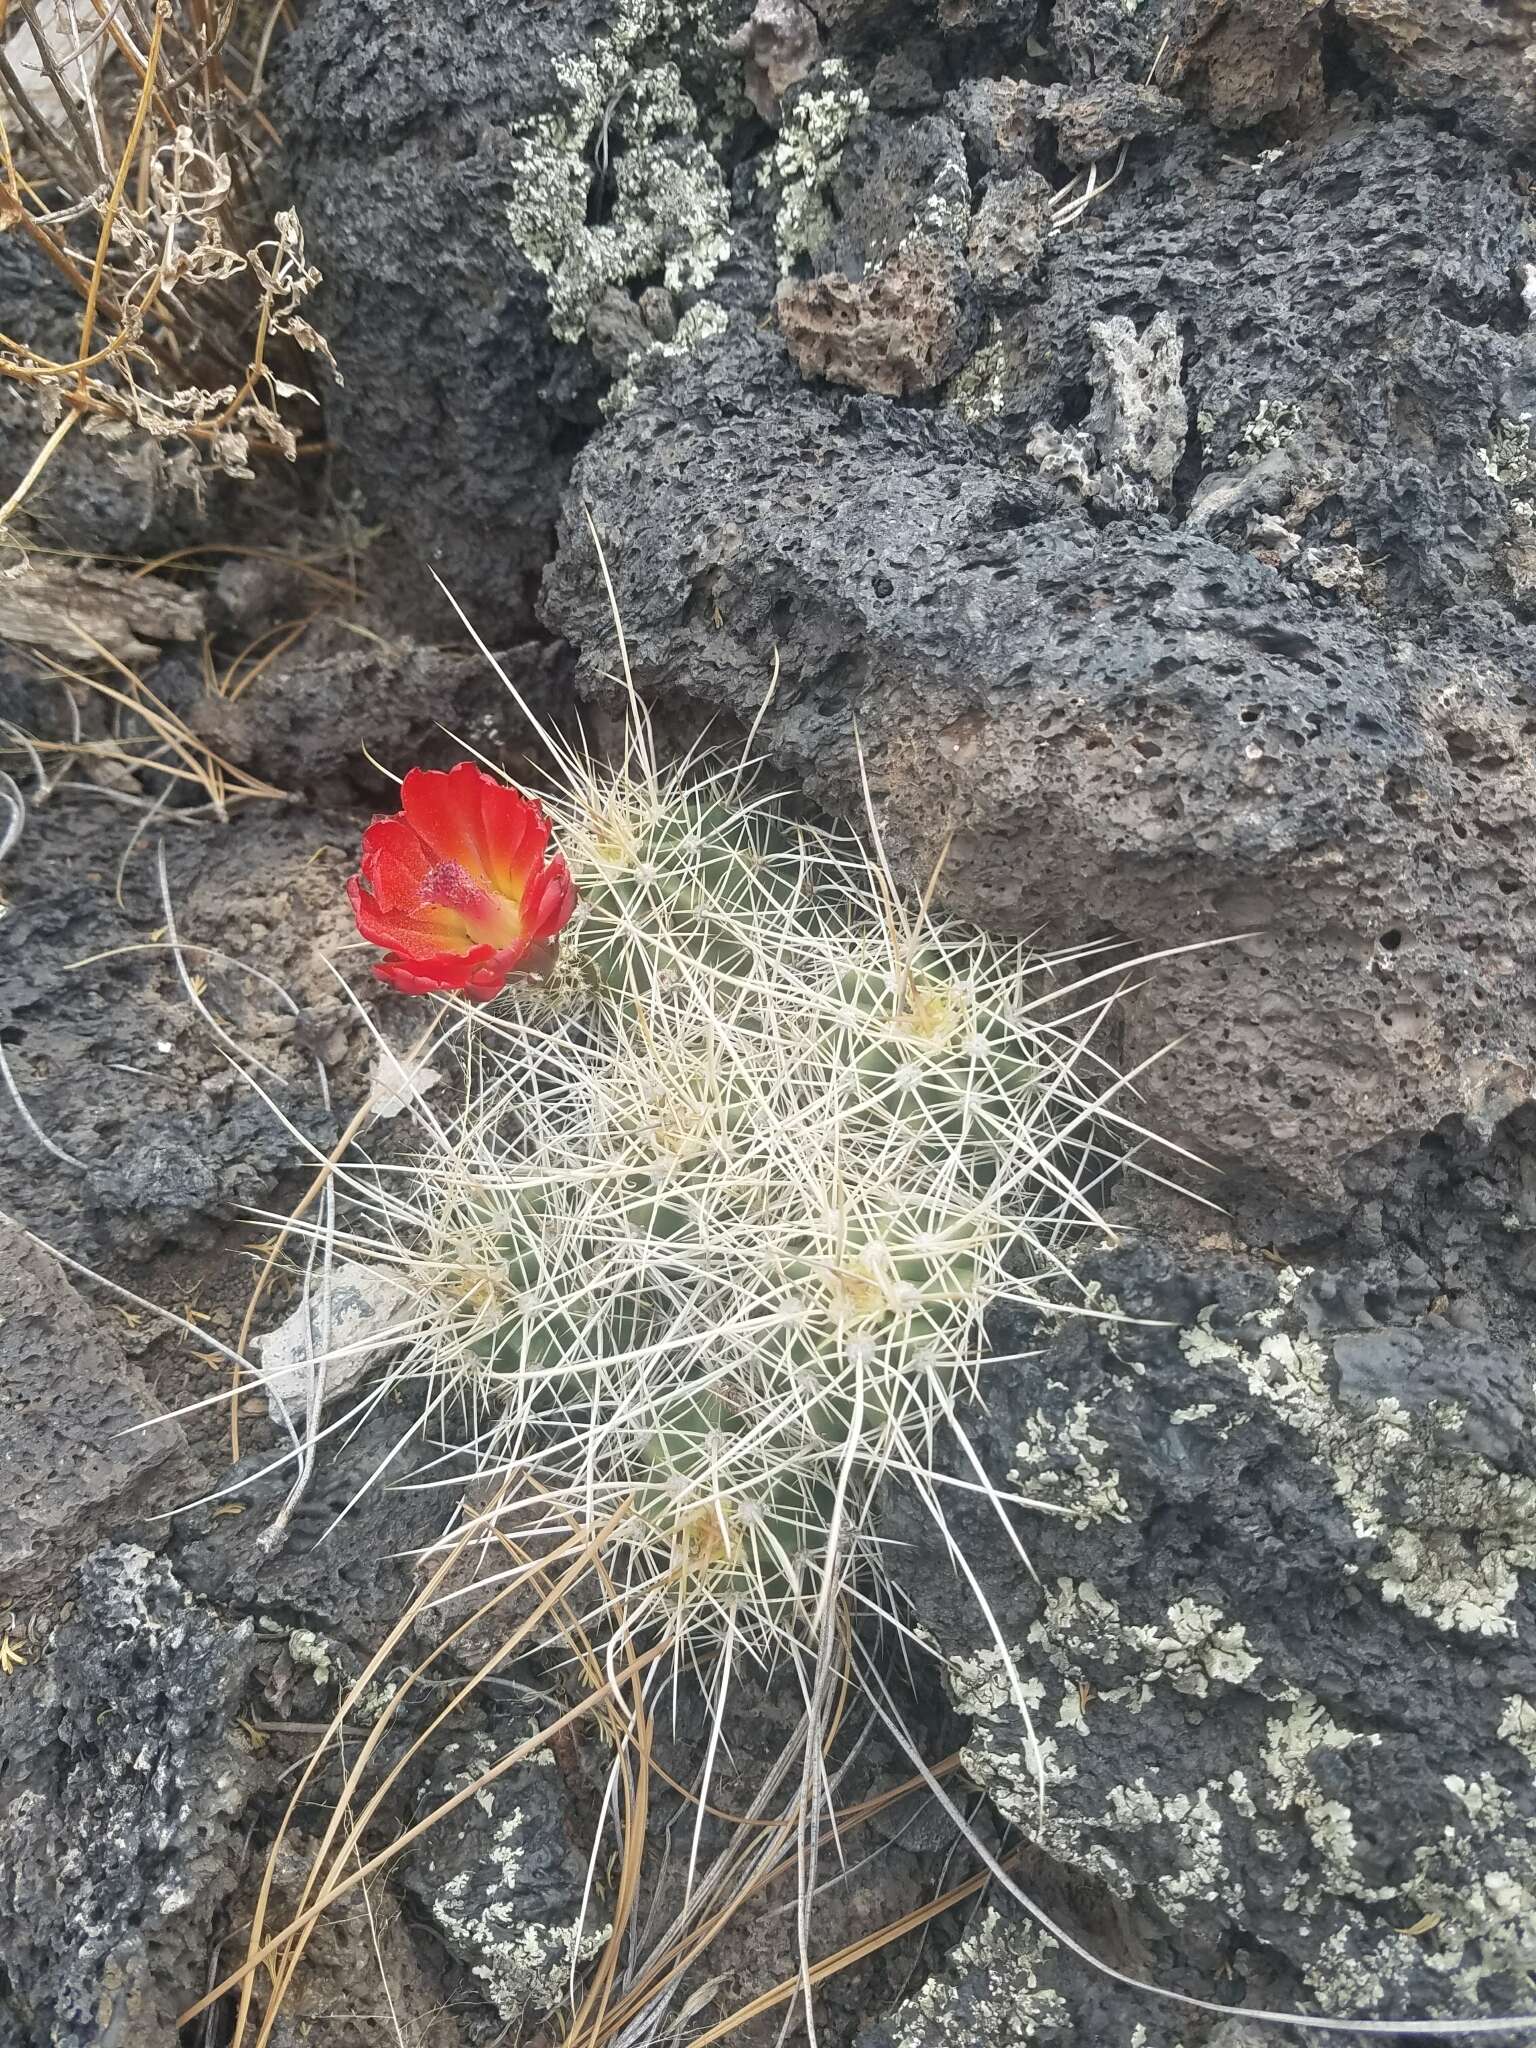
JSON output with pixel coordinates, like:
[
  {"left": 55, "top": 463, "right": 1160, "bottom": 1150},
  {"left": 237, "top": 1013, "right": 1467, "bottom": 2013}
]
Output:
[{"left": 336, "top": 729, "right": 1162, "bottom": 1669}]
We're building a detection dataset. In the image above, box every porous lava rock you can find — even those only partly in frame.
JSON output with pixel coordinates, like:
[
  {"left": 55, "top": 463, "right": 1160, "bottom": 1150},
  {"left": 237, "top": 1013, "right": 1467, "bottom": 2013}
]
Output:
[
  {"left": 0, "top": 1230, "right": 193, "bottom": 1606},
  {"left": 959, "top": 116, "right": 1532, "bottom": 618},
  {"left": 543, "top": 334, "right": 1536, "bottom": 1212},
  {"left": 0, "top": 1547, "right": 258, "bottom": 2048},
  {"left": 274, "top": 0, "right": 752, "bottom": 638},
  {"left": 776, "top": 236, "right": 977, "bottom": 394},
  {"left": 869, "top": 1237, "right": 1536, "bottom": 2035},
  {"left": 1342, "top": 0, "right": 1536, "bottom": 151},
  {"left": 0, "top": 802, "right": 355, "bottom": 1257}
]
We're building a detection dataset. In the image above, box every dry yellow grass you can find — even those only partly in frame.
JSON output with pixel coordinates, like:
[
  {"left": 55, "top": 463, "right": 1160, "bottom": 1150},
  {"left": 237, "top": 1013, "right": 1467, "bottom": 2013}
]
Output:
[{"left": 0, "top": 0, "right": 332, "bottom": 533}]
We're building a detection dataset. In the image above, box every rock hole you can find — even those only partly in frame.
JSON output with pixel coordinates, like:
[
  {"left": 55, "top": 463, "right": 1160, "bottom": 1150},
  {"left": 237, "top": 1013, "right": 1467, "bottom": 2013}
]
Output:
[
  {"left": 1378, "top": 930, "right": 1403, "bottom": 952},
  {"left": 1058, "top": 379, "right": 1092, "bottom": 428}
]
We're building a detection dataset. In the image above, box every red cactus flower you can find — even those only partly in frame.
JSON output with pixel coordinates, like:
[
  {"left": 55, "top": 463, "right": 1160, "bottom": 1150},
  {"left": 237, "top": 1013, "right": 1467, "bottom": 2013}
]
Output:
[{"left": 348, "top": 763, "right": 576, "bottom": 999}]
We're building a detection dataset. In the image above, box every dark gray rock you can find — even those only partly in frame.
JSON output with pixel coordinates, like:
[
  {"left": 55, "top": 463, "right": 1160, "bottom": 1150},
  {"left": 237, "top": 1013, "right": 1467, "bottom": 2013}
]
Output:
[
  {"left": 0, "top": 242, "right": 175, "bottom": 558},
  {"left": 0, "top": 1230, "right": 192, "bottom": 1607},
  {"left": 861, "top": 1913, "right": 1353, "bottom": 2048},
  {"left": 173, "top": 1407, "right": 460, "bottom": 1669},
  {"left": 0, "top": 802, "right": 355, "bottom": 1257},
  {"left": 878, "top": 1240, "right": 1536, "bottom": 2029},
  {"left": 810, "top": 0, "right": 1037, "bottom": 54},
  {"left": 1341, "top": 0, "right": 1536, "bottom": 151},
  {"left": 867, "top": 44, "right": 943, "bottom": 113},
  {"left": 274, "top": 0, "right": 751, "bottom": 639},
  {"left": 402, "top": 1727, "right": 599, "bottom": 2020},
  {"left": 816, "top": 111, "right": 971, "bottom": 277},
  {"left": 272, "top": 7, "right": 589, "bottom": 639},
  {"left": 966, "top": 116, "right": 1529, "bottom": 617},
  {"left": 1046, "top": 0, "right": 1177, "bottom": 86},
  {"left": 0, "top": 1546, "right": 259, "bottom": 2048},
  {"left": 1224, "top": 1100, "right": 1536, "bottom": 1354},
  {"left": 586, "top": 285, "right": 661, "bottom": 377},
  {"left": 541, "top": 344, "right": 1536, "bottom": 1206},
  {"left": 771, "top": 101, "right": 983, "bottom": 394},
  {"left": 187, "top": 631, "right": 571, "bottom": 805},
  {"left": 944, "top": 76, "right": 1043, "bottom": 181},
  {"left": 965, "top": 172, "right": 1051, "bottom": 306}
]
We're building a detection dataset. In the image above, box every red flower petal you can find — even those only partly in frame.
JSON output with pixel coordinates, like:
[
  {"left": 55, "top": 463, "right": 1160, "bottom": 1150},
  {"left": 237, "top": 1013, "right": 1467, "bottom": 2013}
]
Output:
[
  {"left": 524, "top": 852, "right": 577, "bottom": 939},
  {"left": 358, "top": 814, "right": 433, "bottom": 913},
  {"left": 372, "top": 943, "right": 494, "bottom": 994},
  {"left": 480, "top": 776, "right": 549, "bottom": 900},
  {"left": 399, "top": 763, "right": 495, "bottom": 878},
  {"left": 372, "top": 942, "right": 531, "bottom": 1000},
  {"left": 347, "top": 875, "right": 462, "bottom": 954},
  {"left": 350, "top": 764, "right": 576, "bottom": 999}
]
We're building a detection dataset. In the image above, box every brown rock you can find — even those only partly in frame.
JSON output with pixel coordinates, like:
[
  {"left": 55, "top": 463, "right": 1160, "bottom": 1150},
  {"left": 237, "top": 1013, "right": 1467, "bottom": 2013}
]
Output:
[
  {"left": 0, "top": 562, "right": 202, "bottom": 666},
  {"left": 1050, "top": 79, "right": 1184, "bottom": 167},
  {"left": 727, "top": 0, "right": 822, "bottom": 122},
  {"left": 1341, "top": 0, "right": 1536, "bottom": 149},
  {"left": 776, "top": 237, "right": 977, "bottom": 397},
  {"left": 255, "top": 1833, "right": 468, "bottom": 2048},
  {"left": 1164, "top": 0, "right": 1327, "bottom": 131},
  {"left": 966, "top": 171, "right": 1052, "bottom": 302}
]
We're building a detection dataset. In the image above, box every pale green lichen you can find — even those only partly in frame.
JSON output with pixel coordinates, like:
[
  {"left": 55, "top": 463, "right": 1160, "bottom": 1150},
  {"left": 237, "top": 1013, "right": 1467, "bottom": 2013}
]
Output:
[
  {"left": 1288, "top": 1686, "right": 1536, "bottom": 2003},
  {"left": 1119, "top": 1780, "right": 1233, "bottom": 1908},
  {"left": 284, "top": 1627, "right": 334, "bottom": 1689},
  {"left": 949, "top": 1645, "right": 1045, "bottom": 1721},
  {"left": 947, "top": 324, "right": 1012, "bottom": 422},
  {"left": 1322, "top": 1771, "right": 1536, "bottom": 2010},
  {"left": 939, "top": 1269, "right": 1536, "bottom": 2017},
  {"left": 353, "top": 1670, "right": 404, "bottom": 1724},
  {"left": 886, "top": 1911, "right": 1072, "bottom": 2047},
  {"left": 1026, "top": 1576, "right": 1127, "bottom": 1675},
  {"left": 1261, "top": 1692, "right": 1393, "bottom": 1910},
  {"left": 1012, "top": 1580, "right": 1257, "bottom": 1715},
  {"left": 1169, "top": 1401, "right": 1217, "bottom": 1424},
  {"left": 504, "top": 3, "right": 731, "bottom": 344},
  {"left": 1475, "top": 414, "right": 1536, "bottom": 519},
  {"left": 1261, "top": 1690, "right": 1369, "bottom": 1811},
  {"left": 1122, "top": 1598, "right": 1261, "bottom": 1696},
  {"left": 602, "top": 299, "right": 729, "bottom": 414},
  {"left": 760, "top": 60, "right": 869, "bottom": 271},
  {"left": 434, "top": 1838, "right": 608, "bottom": 2019},
  {"left": 963, "top": 1586, "right": 1536, "bottom": 1994},
  {"left": 1181, "top": 1275, "right": 1536, "bottom": 1637},
  {"left": 951, "top": 1582, "right": 1263, "bottom": 1908},
  {"left": 1009, "top": 1394, "right": 1131, "bottom": 1528},
  {"left": 424, "top": 1745, "right": 609, "bottom": 2019},
  {"left": 1498, "top": 1694, "right": 1536, "bottom": 1772},
  {"left": 1233, "top": 397, "right": 1304, "bottom": 464}
]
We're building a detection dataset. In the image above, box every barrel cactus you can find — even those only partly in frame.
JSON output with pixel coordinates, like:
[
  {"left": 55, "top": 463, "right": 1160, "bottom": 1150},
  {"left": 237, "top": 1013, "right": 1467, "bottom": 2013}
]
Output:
[{"left": 338, "top": 698, "right": 1157, "bottom": 1676}]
